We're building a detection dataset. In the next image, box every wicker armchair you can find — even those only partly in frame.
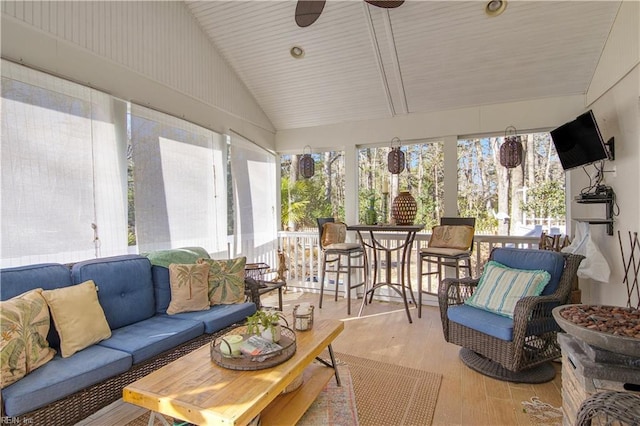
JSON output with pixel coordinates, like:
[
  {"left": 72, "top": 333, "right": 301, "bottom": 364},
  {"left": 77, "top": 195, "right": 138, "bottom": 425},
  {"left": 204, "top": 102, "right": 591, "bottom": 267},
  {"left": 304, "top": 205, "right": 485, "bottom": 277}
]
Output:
[{"left": 438, "top": 247, "right": 584, "bottom": 383}]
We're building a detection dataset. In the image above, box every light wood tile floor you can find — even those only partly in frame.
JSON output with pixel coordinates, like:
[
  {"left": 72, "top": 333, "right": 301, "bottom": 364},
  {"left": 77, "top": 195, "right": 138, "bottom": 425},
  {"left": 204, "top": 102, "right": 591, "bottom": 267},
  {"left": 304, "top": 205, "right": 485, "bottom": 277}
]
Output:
[{"left": 78, "top": 289, "right": 562, "bottom": 425}]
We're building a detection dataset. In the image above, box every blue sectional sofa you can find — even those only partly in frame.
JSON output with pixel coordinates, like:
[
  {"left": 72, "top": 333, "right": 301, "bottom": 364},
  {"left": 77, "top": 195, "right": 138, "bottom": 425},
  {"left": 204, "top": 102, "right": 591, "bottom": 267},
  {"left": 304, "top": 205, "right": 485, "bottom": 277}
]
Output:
[{"left": 0, "top": 252, "right": 257, "bottom": 425}]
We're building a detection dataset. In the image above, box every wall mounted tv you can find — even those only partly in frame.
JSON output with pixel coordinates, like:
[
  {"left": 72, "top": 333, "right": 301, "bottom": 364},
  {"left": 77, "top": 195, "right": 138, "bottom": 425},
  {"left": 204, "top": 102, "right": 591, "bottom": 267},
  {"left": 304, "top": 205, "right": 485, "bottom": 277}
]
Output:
[{"left": 550, "top": 110, "right": 613, "bottom": 171}]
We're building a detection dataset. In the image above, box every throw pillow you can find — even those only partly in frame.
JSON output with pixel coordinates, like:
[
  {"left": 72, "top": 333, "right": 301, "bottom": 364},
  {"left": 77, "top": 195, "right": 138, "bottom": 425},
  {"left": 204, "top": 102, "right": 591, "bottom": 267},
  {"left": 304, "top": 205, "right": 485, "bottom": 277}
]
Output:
[
  {"left": 166, "top": 263, "right": 211, "bottom": 315},
  {"left": 0, "top": 289, "right": 56, "bottom": 388},
  {"left": 321, "top": 222, "right": 347, "bottom": 248},
  {"left": 197, "top": 257, "right": 246, "bottom": 305},
  {"left": 429, "top": 225, "right": 474, "bottom": 250},
  {"left": 465, "top": 261, "right": 551, "bottom": 318},
  {"left": 42, "top": 280, "right": 112, "bottom": 358}
]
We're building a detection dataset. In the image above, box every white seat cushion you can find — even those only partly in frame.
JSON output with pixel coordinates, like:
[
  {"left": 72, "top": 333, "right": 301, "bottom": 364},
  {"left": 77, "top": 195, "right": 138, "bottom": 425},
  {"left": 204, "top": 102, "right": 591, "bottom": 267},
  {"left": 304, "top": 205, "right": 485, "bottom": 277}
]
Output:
[
  {"left": 421, "top": 247, "right": 470, "bottom": 257},
  {"left": 325, "top": 242, "right": 362, "bottom": 251}
]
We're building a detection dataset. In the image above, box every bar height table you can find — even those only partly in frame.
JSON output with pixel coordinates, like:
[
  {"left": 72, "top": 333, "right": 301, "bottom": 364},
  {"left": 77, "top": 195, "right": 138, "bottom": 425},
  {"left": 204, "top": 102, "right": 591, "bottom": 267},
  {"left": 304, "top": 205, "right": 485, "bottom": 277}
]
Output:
[{"left": 347, "top": 224, "right": 424, "bottom": 323}]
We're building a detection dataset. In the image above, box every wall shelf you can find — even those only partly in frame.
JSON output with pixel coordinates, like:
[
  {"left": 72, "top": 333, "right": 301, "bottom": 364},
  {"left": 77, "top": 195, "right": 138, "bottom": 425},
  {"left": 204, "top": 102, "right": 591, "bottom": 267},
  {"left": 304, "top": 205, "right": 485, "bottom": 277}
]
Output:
[{"left": 573, "top": 187, "right": 615, "bottom": 235}]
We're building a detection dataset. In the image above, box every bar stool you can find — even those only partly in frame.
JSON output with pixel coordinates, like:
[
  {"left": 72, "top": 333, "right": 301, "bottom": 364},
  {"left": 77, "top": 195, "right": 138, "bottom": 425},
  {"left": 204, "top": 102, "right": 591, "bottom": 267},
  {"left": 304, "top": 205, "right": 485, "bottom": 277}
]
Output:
[
  {"left": 417, "top": 217, "right": 475, "bottom": 318},
  {"left": 317, "top": 218, "right": 367, "bottom": 315}
]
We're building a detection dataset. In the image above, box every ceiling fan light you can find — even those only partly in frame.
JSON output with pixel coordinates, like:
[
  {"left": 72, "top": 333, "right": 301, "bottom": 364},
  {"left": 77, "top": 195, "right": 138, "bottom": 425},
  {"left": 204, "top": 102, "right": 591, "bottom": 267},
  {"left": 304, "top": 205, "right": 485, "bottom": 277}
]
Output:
[{"left": 485, "top": 0, "right": 507, "bottom": 17}]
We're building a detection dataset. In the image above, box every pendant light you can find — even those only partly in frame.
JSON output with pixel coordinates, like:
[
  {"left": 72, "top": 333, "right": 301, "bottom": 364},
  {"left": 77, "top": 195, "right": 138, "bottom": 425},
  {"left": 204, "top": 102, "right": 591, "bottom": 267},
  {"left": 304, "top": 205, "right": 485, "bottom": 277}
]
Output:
[
  {"left": 299, "top": 145, "right": 315, "bottom": 178},
  {"left": 499, "top": 126, "right": 523, "bottom": 168},
  {"left": 388, "top": 137, "right": 405, "bottom": 174}
]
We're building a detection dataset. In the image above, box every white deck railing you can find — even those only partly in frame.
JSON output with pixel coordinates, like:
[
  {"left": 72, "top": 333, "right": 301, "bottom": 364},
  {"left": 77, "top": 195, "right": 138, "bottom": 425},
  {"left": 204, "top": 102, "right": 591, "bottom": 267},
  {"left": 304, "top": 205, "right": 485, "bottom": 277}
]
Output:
[{"left": 277, "top": 230, "right": 540, "bottom": 305}]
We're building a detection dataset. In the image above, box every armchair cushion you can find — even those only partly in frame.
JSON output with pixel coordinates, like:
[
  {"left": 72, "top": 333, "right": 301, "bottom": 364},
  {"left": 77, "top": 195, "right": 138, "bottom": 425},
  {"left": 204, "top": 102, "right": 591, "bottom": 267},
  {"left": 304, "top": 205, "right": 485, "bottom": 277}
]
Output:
[
  {"left": 448, "top": 304, "right": 514, "bottom": 341},
  {"left": 465, "top": 261, "right": 550, "bottom": 318}
]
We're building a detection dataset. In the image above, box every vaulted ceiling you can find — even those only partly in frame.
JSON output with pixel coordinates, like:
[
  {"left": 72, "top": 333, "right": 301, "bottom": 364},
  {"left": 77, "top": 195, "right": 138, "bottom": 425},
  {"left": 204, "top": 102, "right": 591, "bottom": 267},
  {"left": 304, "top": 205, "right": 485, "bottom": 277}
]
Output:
[{"left": 185, "top": 1, "right": 621, "bottom": 131}]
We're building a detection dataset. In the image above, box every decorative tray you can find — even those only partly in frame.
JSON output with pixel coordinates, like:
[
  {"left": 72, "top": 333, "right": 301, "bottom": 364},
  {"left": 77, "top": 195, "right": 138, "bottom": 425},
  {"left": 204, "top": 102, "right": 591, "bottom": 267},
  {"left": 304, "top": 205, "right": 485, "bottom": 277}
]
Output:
[
  {"left": 210, "top": 325, "right": 296, "bottom": 370},
  {"left": 552, "top": 304, "right": 640, "bottom": 357}
]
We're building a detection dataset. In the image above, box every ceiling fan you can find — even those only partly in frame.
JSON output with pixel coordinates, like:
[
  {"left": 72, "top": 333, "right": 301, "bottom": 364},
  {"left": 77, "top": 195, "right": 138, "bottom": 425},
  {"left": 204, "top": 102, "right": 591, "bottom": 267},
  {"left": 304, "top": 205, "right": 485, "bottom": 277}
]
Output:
[{"left": 295, "top": 1, "right": 405, "bottom": 27}]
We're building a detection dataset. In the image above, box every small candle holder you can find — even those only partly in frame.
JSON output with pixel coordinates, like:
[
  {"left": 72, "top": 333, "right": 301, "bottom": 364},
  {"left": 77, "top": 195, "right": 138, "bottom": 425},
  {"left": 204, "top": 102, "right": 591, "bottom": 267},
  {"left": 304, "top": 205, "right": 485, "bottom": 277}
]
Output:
[{"left": 293, "top": 304, "right": 314, "bottom": 331}]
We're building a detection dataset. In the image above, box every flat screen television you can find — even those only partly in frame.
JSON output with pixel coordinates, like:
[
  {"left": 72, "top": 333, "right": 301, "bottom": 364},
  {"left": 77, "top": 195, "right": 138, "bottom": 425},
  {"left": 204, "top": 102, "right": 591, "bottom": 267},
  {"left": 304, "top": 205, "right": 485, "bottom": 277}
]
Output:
[{"left": 550, "top": 110, "right": 610, "bottom": 171}]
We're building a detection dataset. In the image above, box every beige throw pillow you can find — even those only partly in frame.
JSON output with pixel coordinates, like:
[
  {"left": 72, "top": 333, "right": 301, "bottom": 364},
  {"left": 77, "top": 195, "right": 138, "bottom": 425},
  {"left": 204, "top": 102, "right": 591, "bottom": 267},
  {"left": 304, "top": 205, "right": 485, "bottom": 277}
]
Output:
[
  {"left": 166, "top": 263, "right": 210, "bottom": 315},
  {"left": 429, "top": 225, "right": 474, "bottom": 250},
  {"left": 0, "top": 289, "right": 56, "bottom": 388},
  {"left": 42, "top": 280, "right": 112, "bottom": 358},
  {"left": 197, "top": 257, "right": 246, "bottom": 305},
  {"left": 321, "top": 222, "right": 347, "bottom": 248}
]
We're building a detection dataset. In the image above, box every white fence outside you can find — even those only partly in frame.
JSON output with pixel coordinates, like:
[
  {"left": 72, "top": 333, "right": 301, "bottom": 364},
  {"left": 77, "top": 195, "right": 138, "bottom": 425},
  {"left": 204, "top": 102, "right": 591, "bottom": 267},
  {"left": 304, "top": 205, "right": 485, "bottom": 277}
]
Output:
[{"left": 276, "top": 230, "right": 540, "bottom": 306}]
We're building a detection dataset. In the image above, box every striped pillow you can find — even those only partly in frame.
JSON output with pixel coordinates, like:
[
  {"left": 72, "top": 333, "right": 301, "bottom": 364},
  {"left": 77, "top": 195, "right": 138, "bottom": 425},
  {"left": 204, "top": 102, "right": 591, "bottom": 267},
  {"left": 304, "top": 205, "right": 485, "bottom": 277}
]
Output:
[{"left": 465, "top": 261, "right": 551, "bottom": 318}]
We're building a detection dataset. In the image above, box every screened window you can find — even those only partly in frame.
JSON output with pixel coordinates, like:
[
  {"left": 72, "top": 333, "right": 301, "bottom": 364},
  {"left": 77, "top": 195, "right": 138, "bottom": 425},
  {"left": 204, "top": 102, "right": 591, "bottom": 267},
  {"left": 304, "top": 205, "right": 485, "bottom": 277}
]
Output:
[
  {"left": 230, "top": 133, "right": 278, "bottom": 263},
  {"left": 1, "top": 60, "right": 128, "bottom": 267},
  {"left": 457, "top": 132, "right": 565, "bottom": 235},
  {"left": 280, "top": 150, "right": 345, "bottom": 230},
  {"left": 130, "top": 105, "right": 227, "bottom": 255},
  {"left": 357, "top": 142, "right": 444, "bottom": 229}
]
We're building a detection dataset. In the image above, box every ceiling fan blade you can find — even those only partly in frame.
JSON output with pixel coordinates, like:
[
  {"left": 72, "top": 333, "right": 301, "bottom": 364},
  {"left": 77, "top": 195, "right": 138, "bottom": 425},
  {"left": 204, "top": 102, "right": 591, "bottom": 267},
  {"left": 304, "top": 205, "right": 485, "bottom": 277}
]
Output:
[
  {"left": 364, "top": 1, "right": 405, "bottom": 8},
  {"left": 295, "top": 0, "right": 326, "bottom": 27}
]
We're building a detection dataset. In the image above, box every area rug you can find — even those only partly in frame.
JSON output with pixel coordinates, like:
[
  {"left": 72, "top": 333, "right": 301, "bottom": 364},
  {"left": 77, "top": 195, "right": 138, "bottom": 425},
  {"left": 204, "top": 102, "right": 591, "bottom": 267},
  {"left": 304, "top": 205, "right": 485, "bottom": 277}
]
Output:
[
  {"left": 125, "top": 363, "right": 357, "bottom": 426},
  {"left": 335, "top": 352, "right": 442, "bottom": 426},
  {"left": 521, "top": 397, "right": 563, "bottom": 425}
]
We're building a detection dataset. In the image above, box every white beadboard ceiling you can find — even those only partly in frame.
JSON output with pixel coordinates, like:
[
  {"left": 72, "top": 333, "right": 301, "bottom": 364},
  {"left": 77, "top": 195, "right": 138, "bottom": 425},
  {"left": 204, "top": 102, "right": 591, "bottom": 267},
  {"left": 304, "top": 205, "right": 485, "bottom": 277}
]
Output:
[{"left": 185, "top": 1, "right": 620, "bottom": 131}]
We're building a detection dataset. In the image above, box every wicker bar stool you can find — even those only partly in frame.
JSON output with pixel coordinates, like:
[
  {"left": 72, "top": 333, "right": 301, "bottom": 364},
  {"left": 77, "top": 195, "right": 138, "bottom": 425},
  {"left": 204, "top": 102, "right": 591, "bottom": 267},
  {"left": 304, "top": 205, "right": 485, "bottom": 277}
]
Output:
[{"left": 317, "top": 218, "right": 367, "bottom": 315}]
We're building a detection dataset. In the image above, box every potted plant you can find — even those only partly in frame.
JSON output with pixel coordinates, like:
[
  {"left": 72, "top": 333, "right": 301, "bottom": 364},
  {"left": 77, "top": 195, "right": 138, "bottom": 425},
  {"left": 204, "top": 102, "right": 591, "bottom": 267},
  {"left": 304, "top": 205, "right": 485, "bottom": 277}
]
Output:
[{"left": 245, "top": 310, "right": 285, "bottom": 343}]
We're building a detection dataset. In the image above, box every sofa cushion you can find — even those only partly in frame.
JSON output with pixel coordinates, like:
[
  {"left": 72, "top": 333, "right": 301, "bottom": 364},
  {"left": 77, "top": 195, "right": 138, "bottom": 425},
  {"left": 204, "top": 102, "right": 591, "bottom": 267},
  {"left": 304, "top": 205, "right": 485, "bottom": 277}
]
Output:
[
  {"left": 198, "top": 257, "right": 246, "bottom": 305},
  {"left": 0, "top": 289, "right": 56, "bottom": 388},
  {"left": 166, "top": 263, "right": 211, "bottom": 315},
  {"left": 42, "top": 280, "right": 112, "bottom": 358},
  {"left": 465, "top": 261, "right": 550, "bottom": 318},
  {"left": 448, "top": 304, "right": 514, "bottom": 341},
  {"left": 97, "top": 316, "right": 204, "bottom": 364},
  {"left": 165, "top": 302, "right": 257, "bottom": 334},
  {"left": 1, "top": 345, "right": 131, "bottom": 417},
  {"left": 71, "top": 255, "right": 155, "bottom": 329},
  {"left": 0, "top": 263, "right": 72, "bottom": 350},
  {"left": 491, "top": 248, "right": 565, "bottom": 295},
  {"left": 147, "top": 247, "right": 212, "bottom": 314},
  {"left": 0, "top": 263, "right": 72, "bottom": 300}
]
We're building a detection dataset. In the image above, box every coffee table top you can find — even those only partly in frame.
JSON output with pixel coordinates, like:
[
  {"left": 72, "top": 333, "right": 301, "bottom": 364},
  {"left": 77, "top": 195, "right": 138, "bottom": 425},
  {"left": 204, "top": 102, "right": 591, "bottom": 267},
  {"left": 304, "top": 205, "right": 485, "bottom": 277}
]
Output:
[{"left": 123, "top": 319, "right": 343, "bottom": 426}]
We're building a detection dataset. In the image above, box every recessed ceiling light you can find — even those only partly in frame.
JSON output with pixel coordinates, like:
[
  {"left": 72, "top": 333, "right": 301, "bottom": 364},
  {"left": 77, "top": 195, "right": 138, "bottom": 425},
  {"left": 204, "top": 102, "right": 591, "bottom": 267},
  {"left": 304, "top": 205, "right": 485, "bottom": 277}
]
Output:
[
  {"left": 485, "top": 0, "right": 507, "bottom": 17},
  {"left": 290, "top": 46, "right": 305, "bottom": 59}
]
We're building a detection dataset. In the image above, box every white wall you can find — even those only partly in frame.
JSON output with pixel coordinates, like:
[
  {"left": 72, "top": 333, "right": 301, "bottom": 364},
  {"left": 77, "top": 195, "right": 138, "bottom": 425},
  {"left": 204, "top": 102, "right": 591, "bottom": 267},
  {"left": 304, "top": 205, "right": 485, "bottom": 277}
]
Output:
[
  {"left": 572, "top": 65, "right": 639, "bottom": 307},
  {"left": 1, "top": 1, "right": 276, "bottom": 149},
  {"left": 567, "top": 0, "right": 640, "bottom": 307}
]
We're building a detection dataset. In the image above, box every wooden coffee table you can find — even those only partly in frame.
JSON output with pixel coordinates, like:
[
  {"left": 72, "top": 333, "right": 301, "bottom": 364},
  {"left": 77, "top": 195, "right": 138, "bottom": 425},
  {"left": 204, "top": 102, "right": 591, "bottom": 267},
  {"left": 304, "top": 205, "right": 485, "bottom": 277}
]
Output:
[{"left": 123, "top": 319, "right": 344, "bottom": 426}]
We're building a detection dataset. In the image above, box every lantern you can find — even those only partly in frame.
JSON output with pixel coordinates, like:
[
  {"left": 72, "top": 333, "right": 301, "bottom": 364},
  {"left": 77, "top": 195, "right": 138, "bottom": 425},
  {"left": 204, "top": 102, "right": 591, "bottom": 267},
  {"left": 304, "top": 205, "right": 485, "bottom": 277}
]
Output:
[
  {"left": 299, "top": 145, "right": 315, "bottom": 178},
  {"left": 499, "top": 126, "right": 523, "bottom": 168},
  {"left": 388, "top": 137, "right": 405, "bottom": 174}
]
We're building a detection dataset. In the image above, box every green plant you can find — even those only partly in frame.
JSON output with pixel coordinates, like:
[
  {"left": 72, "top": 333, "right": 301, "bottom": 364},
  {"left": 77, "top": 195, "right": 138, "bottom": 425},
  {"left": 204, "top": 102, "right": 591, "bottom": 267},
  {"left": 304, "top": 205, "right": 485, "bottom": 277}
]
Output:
[{"left": 245, "top": 310, "right": 284, "bottom": 335}]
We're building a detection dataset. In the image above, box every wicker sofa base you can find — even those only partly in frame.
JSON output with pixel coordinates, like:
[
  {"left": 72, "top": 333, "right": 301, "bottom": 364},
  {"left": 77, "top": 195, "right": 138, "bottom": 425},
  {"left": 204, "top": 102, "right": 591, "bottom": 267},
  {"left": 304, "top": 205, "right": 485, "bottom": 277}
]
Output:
[
  {"left": 447, "top": 317, "right": 562, "bottom": 372},
  {"left": 459, "top": 348, "right": 556, "bottom": 383},
  {"left": 11, "top": 326, "right": 236, "bottom": 426}
]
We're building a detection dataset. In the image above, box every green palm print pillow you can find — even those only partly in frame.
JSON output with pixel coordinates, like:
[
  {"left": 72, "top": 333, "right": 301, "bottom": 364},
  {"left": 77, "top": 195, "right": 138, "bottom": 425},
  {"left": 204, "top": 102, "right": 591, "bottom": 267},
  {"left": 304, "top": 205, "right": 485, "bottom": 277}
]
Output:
[
  {"left": 1, "top": 289, "right": 56, "bottom": 388},
  {"left": 198, "top": 257, "right": 246, "bottom": 305}
]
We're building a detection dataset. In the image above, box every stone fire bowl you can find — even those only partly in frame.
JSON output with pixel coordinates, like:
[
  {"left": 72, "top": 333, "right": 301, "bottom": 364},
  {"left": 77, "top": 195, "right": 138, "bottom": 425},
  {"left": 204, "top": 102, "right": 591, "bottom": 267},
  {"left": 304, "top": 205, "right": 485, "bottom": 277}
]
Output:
[{"left": 552, "top": 304, "right": 640, "bottom": 358}]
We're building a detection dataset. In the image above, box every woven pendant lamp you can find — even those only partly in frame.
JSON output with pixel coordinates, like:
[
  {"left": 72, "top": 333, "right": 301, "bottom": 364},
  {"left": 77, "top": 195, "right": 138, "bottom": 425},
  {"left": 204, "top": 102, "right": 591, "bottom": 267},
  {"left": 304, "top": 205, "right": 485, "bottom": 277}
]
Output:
[
  {"left": 388, "top": 137, "right": 405, "bottom": 174},
  {"left": 299, "top": 145, "right": 315, "bottom": 178},
  {"left": 499, "top": 126, "right": 523, "bottom": 168}
]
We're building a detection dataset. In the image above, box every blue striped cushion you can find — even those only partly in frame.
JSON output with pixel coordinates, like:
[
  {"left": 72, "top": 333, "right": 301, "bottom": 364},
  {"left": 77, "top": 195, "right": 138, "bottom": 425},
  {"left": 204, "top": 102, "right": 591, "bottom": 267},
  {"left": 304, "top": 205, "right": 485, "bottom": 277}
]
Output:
[{"left": 465, "top": 261, "right": 550, "bottom": 318}]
